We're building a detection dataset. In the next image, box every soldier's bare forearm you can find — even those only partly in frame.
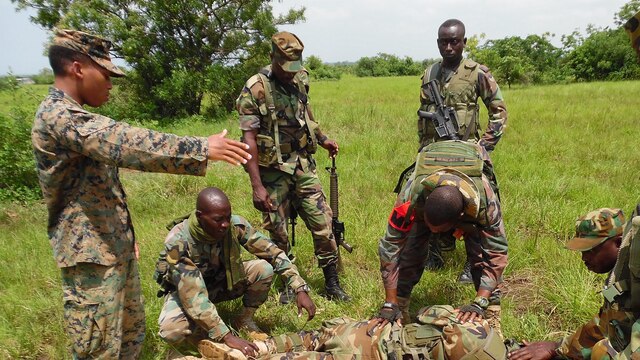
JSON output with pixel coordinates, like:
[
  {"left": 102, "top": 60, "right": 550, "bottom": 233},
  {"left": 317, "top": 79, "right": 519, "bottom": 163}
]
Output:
[{"left": 241, "top": 130, "right": 264, "bottom": 189}]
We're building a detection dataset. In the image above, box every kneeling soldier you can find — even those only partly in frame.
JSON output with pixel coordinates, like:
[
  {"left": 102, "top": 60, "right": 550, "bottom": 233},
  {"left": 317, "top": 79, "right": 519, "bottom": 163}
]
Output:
[{"left": 155, "top": 187, "right": 315, "bottom": 359}]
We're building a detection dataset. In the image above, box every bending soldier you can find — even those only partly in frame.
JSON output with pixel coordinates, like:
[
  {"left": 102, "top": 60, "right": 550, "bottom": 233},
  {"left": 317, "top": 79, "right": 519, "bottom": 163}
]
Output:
[
  {"left": 155, "top": 187, "right": 315, "bottom": 359},
  {"left": 375, "top": 140, "right": 508, "bottom": 335},
  {"left": 236, "top": 31, "right": 350, "bottom": 302},
  {"left": 418, "top": 19, "right": 508, "bottom": 282}
]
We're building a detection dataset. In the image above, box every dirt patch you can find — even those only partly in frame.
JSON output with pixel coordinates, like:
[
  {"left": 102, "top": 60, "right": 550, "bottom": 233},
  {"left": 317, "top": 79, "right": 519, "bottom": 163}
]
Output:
[{"left": 502, "top": 269, "right": 563, "bottom": 329}]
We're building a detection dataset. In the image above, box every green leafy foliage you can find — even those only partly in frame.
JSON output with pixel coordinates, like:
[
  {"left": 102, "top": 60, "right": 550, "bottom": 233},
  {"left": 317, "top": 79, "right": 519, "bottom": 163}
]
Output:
[
  {"left": 305, "top": 55, "right": 342, "bottom": 81},
  {"left": 354, "top": 53, "right": 423, "bottom": 77},
  {"left": 0, "top": 108, "right": 40, "bottom": 202},
  {"left": 11, "top": 0, "right": 305, "bottom": 118}
]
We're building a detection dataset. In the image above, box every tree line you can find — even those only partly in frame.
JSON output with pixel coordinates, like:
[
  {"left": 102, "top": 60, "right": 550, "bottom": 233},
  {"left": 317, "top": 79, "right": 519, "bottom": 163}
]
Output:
[{"left": 2, "top": 0, "right": 639, "bottom": 202}]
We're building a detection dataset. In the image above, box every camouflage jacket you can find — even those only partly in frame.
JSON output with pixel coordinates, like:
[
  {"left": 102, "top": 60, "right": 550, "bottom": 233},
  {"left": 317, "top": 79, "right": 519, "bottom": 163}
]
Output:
[
  {"left": 236, "top": 65, "right": 325, "bottom": 175},
  {"left": 379, "top": 166, "right": 508, "bottom": 293},
  {"left": 160, "top": 215, "right": 306, "bottom": 340},
  {"left": 32, "top": 87, "right": 208, "bottom": 268},
  {"left": 419, "top": 59, "right": 507, "bottom": 152}
]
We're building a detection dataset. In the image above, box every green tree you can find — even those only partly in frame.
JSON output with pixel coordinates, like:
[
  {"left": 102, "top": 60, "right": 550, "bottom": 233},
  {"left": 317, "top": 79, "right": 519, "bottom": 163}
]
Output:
[
  {"left": 12, "top": 0, "right": 305, "bottom": 118},
  {"left": 615, "top": 0, "right": 640, "bottom": 25}
]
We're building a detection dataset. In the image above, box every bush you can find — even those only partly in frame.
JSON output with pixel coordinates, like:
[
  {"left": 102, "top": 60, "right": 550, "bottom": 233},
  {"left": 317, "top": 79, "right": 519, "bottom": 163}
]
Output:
[{"left": 0, "top": 108, "right": 40, "bottom": 201}]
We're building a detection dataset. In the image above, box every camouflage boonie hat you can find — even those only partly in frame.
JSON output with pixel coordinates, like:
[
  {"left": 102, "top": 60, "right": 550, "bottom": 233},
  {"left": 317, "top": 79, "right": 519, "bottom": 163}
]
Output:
[
  {"left": 566, "top": 208, "right": 625, "bottom": 251},
  {"left": 271, "top": 31, "right": 304, "bottom": 73},
  {"left": 625, "top": 11, "right": 640, "bottom": 50},
  {"left": 52, "top": 29, "right": 125, "bottom": 77}
]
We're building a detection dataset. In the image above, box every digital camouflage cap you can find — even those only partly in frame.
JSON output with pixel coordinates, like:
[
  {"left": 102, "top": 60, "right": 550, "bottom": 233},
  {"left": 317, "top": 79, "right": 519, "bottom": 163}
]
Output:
[
  {"left": 52, "top": 29, "right": 125, "bottom": 77},
  {"left": 271, "top": 31, "right": 304, "bottom": 73},
  {"left": 566, "top": 208, "right": 625, "bottom": 251}
]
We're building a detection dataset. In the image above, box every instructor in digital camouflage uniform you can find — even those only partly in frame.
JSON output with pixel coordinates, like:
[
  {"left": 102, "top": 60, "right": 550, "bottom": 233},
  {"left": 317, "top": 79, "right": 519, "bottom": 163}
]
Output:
[
  {"left": 202, "top": 305, "right": 513, "bottom": 360},
  {"left": 509, "top": 208, "right": 640, "bottom": 360},
  {"left": 236, "top": 31, "right": 349, "bottom": 302},
  {"left": 419, "top": 19, "right": 508, "bottom": 283},
  {"left": 32, "top": 29, "right": 250, "bottom": 359},
  {"left": 155, "top": 187, "right": 316, "bottom": 359},
  {"left": 373, "top": 141, "right": 508, "bottom": 336}
]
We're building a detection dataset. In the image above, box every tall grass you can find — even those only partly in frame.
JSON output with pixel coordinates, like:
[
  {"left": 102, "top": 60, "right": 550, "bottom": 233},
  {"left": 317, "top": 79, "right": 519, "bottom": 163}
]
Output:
[{"left": 1, "top": 77, "right": 639, "bottom": 358}]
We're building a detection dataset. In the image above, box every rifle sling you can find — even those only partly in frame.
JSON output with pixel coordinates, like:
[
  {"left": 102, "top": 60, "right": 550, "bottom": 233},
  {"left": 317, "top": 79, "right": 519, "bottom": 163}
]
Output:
[{"left": 394, "top": 162, "right": 416, "bottom": 194}]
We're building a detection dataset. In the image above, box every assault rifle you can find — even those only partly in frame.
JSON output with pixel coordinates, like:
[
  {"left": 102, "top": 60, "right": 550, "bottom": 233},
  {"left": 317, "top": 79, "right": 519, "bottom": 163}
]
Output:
[
  {"left": 326, "top": 157, "right": 353, "bottom": 272},
  {"left": 418, "top": 79, "right": 460, "bottom": 140}
]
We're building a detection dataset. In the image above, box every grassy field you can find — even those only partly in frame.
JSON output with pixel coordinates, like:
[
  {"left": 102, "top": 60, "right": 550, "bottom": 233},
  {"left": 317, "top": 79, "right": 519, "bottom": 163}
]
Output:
[{"left": 1, "top": 76, "right": 639, "bottom": 358}]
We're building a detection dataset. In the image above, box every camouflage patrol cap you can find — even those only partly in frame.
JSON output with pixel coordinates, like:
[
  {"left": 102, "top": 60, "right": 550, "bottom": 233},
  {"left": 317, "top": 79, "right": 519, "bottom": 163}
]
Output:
[
  {"left": 625, "top": 11, "right": 640, "bottom": 57},
  {"left": 271, "top": 31, "right": 304, "bottom": 73},
  {"left": 566, "top": 208, "right": 625, "bottom": 251},
  {"left": 52, "top": 29, "right": 125, "bottom": 77}
]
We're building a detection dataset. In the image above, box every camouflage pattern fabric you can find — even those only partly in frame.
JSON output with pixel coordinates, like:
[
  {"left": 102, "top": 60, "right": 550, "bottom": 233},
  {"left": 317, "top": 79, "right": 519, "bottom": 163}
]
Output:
[
  {"left": 419, "top": 59, "right": 507, "bottom": 152},
  {"left": 257, "top": 167, "right": 337, "bottom": 266},
  {"left": 32, "top": 87, "right": 209, "bottom": 268},
  {"left": 157, "top": 215, "right": 306, "bottom": 343},
  {"left": 158, "top": 259, "right": 273, "bottom": 345},
  {"left": 237, "top": 69, "right": 338, "bottom": 267},
  {"left": 32, "top": 87, "right": 209, "bottom": 359},
  {"left": 379, "top": 144, "right": 508, "bottom": 297},
  {"left": 256, "top": 305, "right": 506, "bottom": 359},
  {"left": 53, "top": 29, "right": 125, "bottom": 76},
  {"left": 556, "top": 214, "right": 640, "bottom": 360},
  {"left": 61, "top": 260, "right": 145, "bottom": 359}
]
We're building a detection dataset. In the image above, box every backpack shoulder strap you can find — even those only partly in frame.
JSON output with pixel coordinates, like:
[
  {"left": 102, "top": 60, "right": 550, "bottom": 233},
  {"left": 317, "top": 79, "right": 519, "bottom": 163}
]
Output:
[{"left": 256, "top": 69, "right": 283, "bottom": 164}]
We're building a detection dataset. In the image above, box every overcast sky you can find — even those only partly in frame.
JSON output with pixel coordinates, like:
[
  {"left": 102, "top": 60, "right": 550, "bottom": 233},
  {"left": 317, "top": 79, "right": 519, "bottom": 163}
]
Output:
[{"left": 0, "top": 0, "right": 629, "bottom": 75}]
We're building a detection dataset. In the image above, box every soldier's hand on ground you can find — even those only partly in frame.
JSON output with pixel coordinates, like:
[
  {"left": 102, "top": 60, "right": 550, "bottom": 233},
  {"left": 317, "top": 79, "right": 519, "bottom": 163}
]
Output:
[
  {"left": 222, "top": 332, "right": 258, "bottom": 358},
  {"left": 320, "top": 139, "right": 339, "bottom": 157},
  {"left": 456, "top": 303, "right": 484, "bottom": 323},
  {"left": 507, "top": 341, "right": 558, "bottom": 360},
  {"left": 252, "top": 185, "right": 274, "bottom": 212},
  {"left": 207, "top": 129, "right": 251, "bottom": 165},
  {"left": 295, "top": 291, "right": 316, "bottom": 320}
]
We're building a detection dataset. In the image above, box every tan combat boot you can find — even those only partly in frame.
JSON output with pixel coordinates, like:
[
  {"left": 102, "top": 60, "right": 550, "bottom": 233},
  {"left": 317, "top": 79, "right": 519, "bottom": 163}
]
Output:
[
  {"left": 198, "top": 339, "right": 247, "bottom": 360},
  {"left": 164, "top": 347, "right": 202, "bottom": 360},
  {"left": 397, "top": 296, "right": 411, "bottom": 324},
  {"left": 233, "top": 307, "right": 269, "bottom": 341},
  {"left": 485, "top": 304, "right": 503, "bottom": 340}
]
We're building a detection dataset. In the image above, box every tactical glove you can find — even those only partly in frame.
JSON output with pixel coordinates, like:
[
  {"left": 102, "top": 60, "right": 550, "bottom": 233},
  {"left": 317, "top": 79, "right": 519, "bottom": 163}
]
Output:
[
  {"left": 376, "top": 302, "right": 402, "bottom": 322},
  {"left": 458, "top": 302, "right": 485, "bottom": 318}
]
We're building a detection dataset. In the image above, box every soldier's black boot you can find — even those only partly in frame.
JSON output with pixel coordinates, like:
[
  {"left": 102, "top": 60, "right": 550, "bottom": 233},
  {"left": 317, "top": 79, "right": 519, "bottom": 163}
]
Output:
[
  {"left": 457, "top": 259, "right": 473, "bottom": 284},
  {"left": 323, "top": 264, "right": 351, "bottom": 302},
  {"left": 425, "top": 238, "right": 444, "bottom": 270}
]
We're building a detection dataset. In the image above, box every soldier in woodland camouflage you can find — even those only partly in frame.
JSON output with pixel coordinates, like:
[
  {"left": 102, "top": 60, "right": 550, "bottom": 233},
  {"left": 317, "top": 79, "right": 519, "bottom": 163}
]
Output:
[
  {"left": 32, "top": 29, "right": 250, "bottom": 359},
  {"left": 373, "top": 141, "right": 508, "bottom": 335},
  {"left": 418, "top": 18, "right": 508, "bottom": 285},
  {"left": 156, "top": 188, "right": 315, "bottom": 359},
  {"left": 236, "top": 31, "right": 350, "bottom": 302},
  {"left": 509, "top": 208, "right": 640, "bottom": 360},
  {"left": 199, "top": 305, "right": 512, "bottom": 360}
]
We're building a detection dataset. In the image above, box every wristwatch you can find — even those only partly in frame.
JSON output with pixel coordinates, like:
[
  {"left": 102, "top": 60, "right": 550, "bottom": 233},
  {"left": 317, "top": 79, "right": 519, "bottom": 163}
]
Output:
[
  {"left": 473, "top": 296, "right": 490, "bottom": 310},
  {"left": 295, "top": 284, "right": 311, "bottom": 293}
]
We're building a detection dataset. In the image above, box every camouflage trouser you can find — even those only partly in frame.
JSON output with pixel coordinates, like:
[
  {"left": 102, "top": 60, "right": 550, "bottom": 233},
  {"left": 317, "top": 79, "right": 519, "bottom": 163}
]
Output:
[
  {"left": 257, "top": 306, "right": 506, "bottom": 360},
  {"left": 60, "top": 260, "right": 145, "bottom": 360},
  {"left": 158, "top": 259, "right": 273, "bottom": 346},
  {"left": 260, "top": 166, "right": 338, "bottom": 268}
]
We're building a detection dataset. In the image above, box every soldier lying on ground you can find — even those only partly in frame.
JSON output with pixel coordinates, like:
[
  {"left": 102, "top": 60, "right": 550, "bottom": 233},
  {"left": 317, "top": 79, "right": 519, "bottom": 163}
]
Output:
[
  {"left": 155, "top": 187, "right": 316, "bottom": 359},
  {"left": 198, "top": 304, "right": 516, "bottom": 360},
  {"left": 508, "top": 208, "right": 640, "bottom": 360}
]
